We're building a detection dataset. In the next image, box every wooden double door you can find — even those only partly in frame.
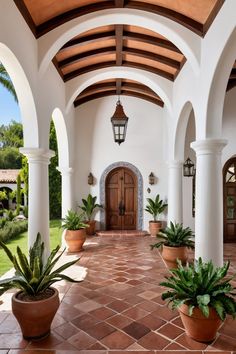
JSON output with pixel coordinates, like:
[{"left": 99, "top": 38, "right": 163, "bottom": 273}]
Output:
[
  {"left": 224, "top": 158, "right": 236, "bottom": 242},
  {"left": 106, "top": 167, "right": 137, "bottom": 230}
]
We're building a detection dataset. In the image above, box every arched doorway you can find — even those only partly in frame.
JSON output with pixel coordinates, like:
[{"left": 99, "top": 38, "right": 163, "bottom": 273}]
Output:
[
  {"left": 223, "top": 157, "right": 236, "bottom": 242},
  {"left": 105, "top": 167, "right": 137, "bottom": 230}
]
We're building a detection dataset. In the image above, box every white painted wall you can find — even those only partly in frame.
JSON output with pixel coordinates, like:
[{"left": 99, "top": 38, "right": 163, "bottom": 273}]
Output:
[{"left": 75, "top": 96, "right": 168, "bottom": 230}]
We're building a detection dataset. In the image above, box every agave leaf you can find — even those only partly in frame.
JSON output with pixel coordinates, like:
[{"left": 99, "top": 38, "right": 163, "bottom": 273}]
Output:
[
  {"left": 16, "top": 246, "right": 32, "bottom": 281},
  {"left": 197, "top": 294, "right": 210, "bottom": 306},
  {"left": 211, "top": 299, "right": 225, "bottom": 321}
]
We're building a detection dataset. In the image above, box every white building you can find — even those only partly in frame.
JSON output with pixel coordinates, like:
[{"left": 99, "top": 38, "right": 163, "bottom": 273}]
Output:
[{"left": 0, "top": 1, "right": 235, "bottom": 265}]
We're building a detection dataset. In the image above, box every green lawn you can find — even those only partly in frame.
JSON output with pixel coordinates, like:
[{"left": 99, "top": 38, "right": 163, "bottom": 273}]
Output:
[{"left": 0, "top": 219, "right": 62, "bottom": 276}]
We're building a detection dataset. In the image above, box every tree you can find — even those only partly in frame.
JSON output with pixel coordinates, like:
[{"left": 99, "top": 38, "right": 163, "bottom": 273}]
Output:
[
  {"left": 0, "top": 63, "right": 17, "bottom": 102},
  {"left": 49, "top": 121, "right": 61, "bottom": 219},
  {"left": 0, "top": 120, "right": 23, "bottom": 148}
]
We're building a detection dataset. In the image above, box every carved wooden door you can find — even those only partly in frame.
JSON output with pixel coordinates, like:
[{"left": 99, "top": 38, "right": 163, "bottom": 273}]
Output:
[
  {"left": 106, "top": 167, "right": 137, "bottom": 230},
  {"left": 224, "top": 158, "right": 236, "bottom": 242}
]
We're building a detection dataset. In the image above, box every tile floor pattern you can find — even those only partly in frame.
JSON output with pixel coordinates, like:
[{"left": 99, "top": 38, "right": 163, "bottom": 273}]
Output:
[{"left": 1, "top": 234, "right": 236, "bottom": 353}]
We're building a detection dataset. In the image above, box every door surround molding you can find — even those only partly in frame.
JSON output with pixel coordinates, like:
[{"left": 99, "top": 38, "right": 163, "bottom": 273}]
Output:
[{"left": 100, "top": 161, "right": 143, "bottom": 230}]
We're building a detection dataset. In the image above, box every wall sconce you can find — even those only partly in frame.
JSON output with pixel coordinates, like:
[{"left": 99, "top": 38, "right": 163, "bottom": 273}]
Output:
[
  {"left": 148, "top": 172, "right": 155, "bottom": 185},
  {"left": 88, "top": 172, "right": 94, "bottom": 185},
  {"left": 183, "top": 157, "right": 195, "bottom": 177}
]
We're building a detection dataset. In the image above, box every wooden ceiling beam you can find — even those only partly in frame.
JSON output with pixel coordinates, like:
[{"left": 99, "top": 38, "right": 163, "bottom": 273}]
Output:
[
  {"left": 74, "top": 90, "right": 163, "bottom": 107},
  {"left": 123, "top": 31, "right": 181, "bottom": 53},
  {"left": 64, "top": 60, "right": 174, "bottom": 81},
  {"left": 116, "top": 79, "right": 122, "bottom": 96},
  {"left": 58, "top": 46, "right": 116, "bottom": 68},
  {"left": 61, "top": 31, "right": 116, "bottom": 51}
]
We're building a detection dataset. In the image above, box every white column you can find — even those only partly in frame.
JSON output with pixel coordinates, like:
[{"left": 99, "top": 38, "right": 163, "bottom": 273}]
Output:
[
  {"left": 168, "top": 160, "right": 183, "bottom": 225},
  {"left": 20, "top": 148, "right": 54, "bottom": 255},
  {"left": 191, "top": 139, "right": 227, "bottom": 266},
  {"left": 57, "top": 167, "right": 74, "bottom": 218}
]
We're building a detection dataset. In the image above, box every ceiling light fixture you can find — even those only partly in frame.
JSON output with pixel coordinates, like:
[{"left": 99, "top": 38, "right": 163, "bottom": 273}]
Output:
[{"left": 111, "top": 99, "right": 128, "bottom": 145}]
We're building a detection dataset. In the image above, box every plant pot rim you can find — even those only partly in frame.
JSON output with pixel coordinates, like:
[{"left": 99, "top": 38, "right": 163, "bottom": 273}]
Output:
[
  {"left": 149, "top": 220, "right": 162, "bottom": 223},
  {"left": 13, "top": 287, "right": 58, "bottom": 304},
  {"left": 179, "top": 303, "right": 221, "bottom": 320},
  {"left": 163, "top": 244, "right": 187, "bottom": 249}
]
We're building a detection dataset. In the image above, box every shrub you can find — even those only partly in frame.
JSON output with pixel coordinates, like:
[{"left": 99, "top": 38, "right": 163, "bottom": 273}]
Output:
[{"left": 0, "top": 220, "right": 28, "bottom": 243}]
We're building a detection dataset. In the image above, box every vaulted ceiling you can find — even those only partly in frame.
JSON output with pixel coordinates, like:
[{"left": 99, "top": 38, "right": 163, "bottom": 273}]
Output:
[{"left": 14, "top": 0, "right": 226, "bottom": 107}]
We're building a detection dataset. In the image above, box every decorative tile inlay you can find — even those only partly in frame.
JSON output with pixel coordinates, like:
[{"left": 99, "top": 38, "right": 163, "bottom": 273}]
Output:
[{"left": 100, "top": 161, "right": 143, "bottom": 230}]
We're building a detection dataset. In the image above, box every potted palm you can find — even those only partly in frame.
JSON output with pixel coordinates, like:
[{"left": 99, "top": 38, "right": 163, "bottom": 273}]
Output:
[
  {"left": 62, "top": 210, "right": 88, "bottom": 252},
  {"left": 160, "top": 257, "right": 236, "bottom": 342},
  {"left": 151, "top": 222, "right": 194, "bottom": 268},
  {"left": 145, "top": 194, "right": 168, "bottom": 236},
  {"left": 0, "top": 233, "right": 81, "bottom": 340},
  {"left": 79, "top": 194, "right": 103, "bottom": 235}
]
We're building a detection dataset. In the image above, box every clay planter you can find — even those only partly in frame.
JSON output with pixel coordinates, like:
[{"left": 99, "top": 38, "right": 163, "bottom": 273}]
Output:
[
  {"left": 179, "top": 304, "right": 222, "bottom": 342},
  {"left": 149, "top": 221, "right": 162, "bottom": 236},
  {"left": 85, "top": 220, "right": 96, "bottom": 235},
  {"left": 65, "top": 229, "right": 86, "bottom": 252},
  {"left": 12, "top": 288, "right": 60, "bottom": 340},
  {"left": 162, "top": 245, "right": 188, "bottom": 269}
]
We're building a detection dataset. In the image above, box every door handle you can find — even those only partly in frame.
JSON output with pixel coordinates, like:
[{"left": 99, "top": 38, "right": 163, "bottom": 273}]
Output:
[{"left": 119, "top": 201, "right": 125, "bottom": 216}]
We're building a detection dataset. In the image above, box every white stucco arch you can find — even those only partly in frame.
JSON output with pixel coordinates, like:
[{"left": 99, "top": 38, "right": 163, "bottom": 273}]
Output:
[
  {"left": 51, "top": 108, "right": 70, "bottom": 169},
  {"left": 65, "top": 67, "right": 173, "bottom": 114},
  {"left": 206, "top": 27, "right": 236, "bottom": 137},
  {"left": 0, "top": 43, "right": 39, "bottom": 147},
  {"left": 173, "top": 101, "right": 195, "bottom": 161},
  {"left": 38, "top": 9, "right": 200, "bottom": 77}
]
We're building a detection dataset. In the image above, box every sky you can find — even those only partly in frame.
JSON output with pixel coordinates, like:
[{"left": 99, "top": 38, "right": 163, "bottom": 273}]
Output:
[{"left": 0, "top": 85, "right": 21, "bottom": 126}]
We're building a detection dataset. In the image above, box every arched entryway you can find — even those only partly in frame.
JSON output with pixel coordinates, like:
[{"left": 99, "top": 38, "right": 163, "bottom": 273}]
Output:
[
  {"left": 223, "top": 157, "right": 236, "bottom": 242},
  {"left": 100, "top": 161, "right": 143, "bottom": 230},
  {"left": 106, "top": 167, "right": 137, "bottom": 230}
]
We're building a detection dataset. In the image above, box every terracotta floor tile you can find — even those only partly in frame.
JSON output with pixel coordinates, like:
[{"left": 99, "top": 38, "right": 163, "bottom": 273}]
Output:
[
  {"left": 164, "top": 342, "right": 187, "bottom": 350},
  {"left": 171, "top": 316, "right": 184, "bottom": 328},
  {"left": 88, "top": 341, "right": 107, "bottom": 350},
  {"left": 74, "top": 299, "right": 102, "bottom": 312},
  {"left": 123, "top": 306, "right": 149, "bottom": 320},
  {"left": 138, "top": 300, "right": 161, "bottom": 312},
  {"left": 0, "top": 314, "right": 20, "bottom": 333},
  {"left": 138, "top": 290, "right": 158, "bottom": 300},
  {"left": 137, "top": 331, "right": 171, "bottom": 349},
  {"left": 86, "top": 321, "right": 116, "bottom": 339},
  {"left": 106, "top": 314, "right": 133, "bottom": 329},
  {"left": 152, "top": 305, "right": 179, "bottom": 321},
  {"left": 138, "top": 314, "right": 166, "bottom": 330},
  {"left": 212, "top": 334, "right": 236, "bottom": 351},
  {"left": 27, "top": 332, "right": 64, "bottom": 349},
  {"left": 114, "top": 277, "right": 128, "bottom": 282},
  {"left": 158, "top": 322, "right": 184, "bottom": 339},
  {"left": 71, "top": 313, "right": 100, "bottom": 330},
  {"left": 68, "top": 331, "right": 96, "bottom": 349},
  {"left": 176, "top": 333, "right": 209, "bottom": 350},
  {"left": 100, "top": 329, "right": 135, "bottom": 349},
  {"left": 123, "top": 321, "right": 150, "bottom": 339},
  {"left": 126, "top": 279, "right": 143, "bottom": 286},
  {"left": 0, "top": 334, "right": 27, "bottom": 349},
  {"left": 89, "top": 306, "right": 116, "bottom": 320},
  {"left": 57, "top": 302, "right": 82, "bottom": 321},
  {"left": 95, "top": 295, "right": 115, "bottom": 304},
  {"left": 53, "top": 322, "right": 78, "bottom": 339},
  {"left": 109, "top": 351, "right": 155, "bottom": 354},
  {"left": 106, "top": 299, "right": 131, "bottom": 313}
]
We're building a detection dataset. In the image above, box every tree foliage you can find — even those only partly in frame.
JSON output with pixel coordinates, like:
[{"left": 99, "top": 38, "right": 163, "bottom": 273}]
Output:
[
  {"left": 49, "top": 121, "right": 61, "bottom": 219},
  {"left": 0, "top": 121, "right": 23, "bottom": 169},
  {"left": 0, "top": 63, "right": 17, "bottom": 102}
]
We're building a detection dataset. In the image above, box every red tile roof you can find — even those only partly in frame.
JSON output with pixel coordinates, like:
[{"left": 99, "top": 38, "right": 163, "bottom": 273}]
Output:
[{"left": 0, "top": 169, "right": 20, "bottom": 183}]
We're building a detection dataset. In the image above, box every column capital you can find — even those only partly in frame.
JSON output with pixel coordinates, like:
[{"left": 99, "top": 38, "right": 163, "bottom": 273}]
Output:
[
  {"left": 191, "top": 139, "right": 227, "bottom": 155},
  {"left": 168, "top": 160, "right": 183, "bottom": 169},
  {"left": 57, "top": 166, "right": 74, "bottom": 176},
  {"left": 20, "top": 148, "right": 55, "bottom": 164}
]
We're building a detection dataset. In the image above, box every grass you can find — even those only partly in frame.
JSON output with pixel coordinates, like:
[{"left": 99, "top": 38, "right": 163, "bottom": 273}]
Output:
[{"left": 0, "top": 219, "right": 62, "bottom": 277}]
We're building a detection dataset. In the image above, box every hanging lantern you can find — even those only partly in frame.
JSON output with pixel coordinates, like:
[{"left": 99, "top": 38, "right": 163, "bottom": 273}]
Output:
[
  {"left": 111, "top": 99, "right": 128, "bottom": 145},
  {"left": 183, "top": 157, "right": 195, "bottom": 177}
]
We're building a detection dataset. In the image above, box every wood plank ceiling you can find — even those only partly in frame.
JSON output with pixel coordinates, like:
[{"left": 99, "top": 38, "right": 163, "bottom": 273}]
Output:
[{"left": 14, "top": 0, "right": 227, "bottom": 107}]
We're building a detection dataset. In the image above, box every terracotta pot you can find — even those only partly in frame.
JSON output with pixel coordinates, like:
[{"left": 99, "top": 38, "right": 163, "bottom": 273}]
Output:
[
  {"left": 12, "top": 288, "right": 60, "bottom": 340},
  {"left": 179, "top": 304, "right": 222, "bottom": 342},
  {"left": 65, "top": 229, "right": 86, "bottom": 252},
  {"left": 149, "top": 221, "right": 162, "bottom": 236},
  {"left": 85, "top": 220, "right": 96, "bottom": 235},
  {"left": 162, "top": 244, "right": 188, "bottom": 269}
]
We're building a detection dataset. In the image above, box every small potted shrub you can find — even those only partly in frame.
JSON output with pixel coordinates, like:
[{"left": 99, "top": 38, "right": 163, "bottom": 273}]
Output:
[
  {"left": 145, "top": 194, "right": 167, "bottom": 236},
  {"left": 151, "top": 221, "right": 194, "bottom": 268},
  {"left": 160, "top": 257, "right": 236, "bottom": 342},
  {"left": 0, "top": 234, "right": 81, "bottom": 340},
  {"left": 78, "top": 194, "right": 103, "bottom": 235},
  {"left": 62, "top": 209, "right": 88, "bottom": 252}
]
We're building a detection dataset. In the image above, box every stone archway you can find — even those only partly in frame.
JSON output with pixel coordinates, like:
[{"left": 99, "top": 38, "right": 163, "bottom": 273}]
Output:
[{"left": 100, "top": 162, "right": 143, "bottom": 230}]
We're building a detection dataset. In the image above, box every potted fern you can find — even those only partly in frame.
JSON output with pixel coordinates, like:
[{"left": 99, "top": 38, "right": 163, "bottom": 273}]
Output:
[
  {"left": 160, "top": 257, "right": 236, "bottom": 342},
  {"left": 0, "top": 234, "right": 81, "bottom": 340},
  {"left": 62, "top": 209, "right": 88, "bottom": 252},
  {"left": 151, "top": 222, "right": 194, "bottom": 268},
  {"left": 145, "top": 194, "right": 167, "bottom": 236},
  {"left": 78, "top": 194, "right": 103, "bottom": 235}
]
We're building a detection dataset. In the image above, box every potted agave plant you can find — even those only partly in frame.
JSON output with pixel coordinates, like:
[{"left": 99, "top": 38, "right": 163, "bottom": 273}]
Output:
[
  {"left": 145, "top": 194, "right": 167, "bottom": 236},
  {"left": 151, "top": 221, "right": 194, "bottom": 268},
  {"left": 160, "top": 257, "right": 236, "bottom": 342},
  {"left": 0, "top": 233, "right": 81, "bottom": 340},
  {"left": 79, "top": 194, "right": 103, "bottom": 235},
  {"left": 62, "top": 209, "right": 88, "bottom": 252}
]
